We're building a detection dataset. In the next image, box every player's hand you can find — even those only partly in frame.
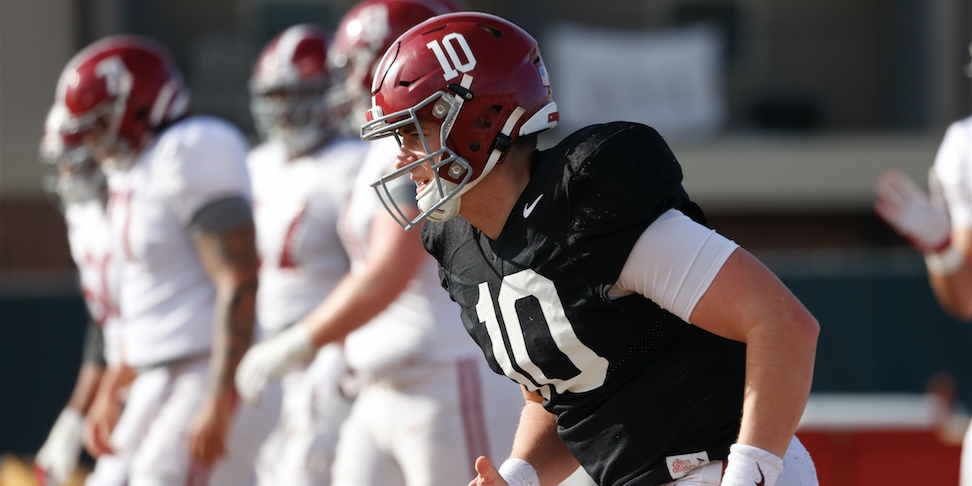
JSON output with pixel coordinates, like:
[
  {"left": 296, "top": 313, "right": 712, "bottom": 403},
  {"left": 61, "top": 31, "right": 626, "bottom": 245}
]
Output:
[
  {"left": 36, "top": 408, "right": 85, "bottom": 484},
  {"left": 874, "top": 169, "right": 951, "bottom": 252},
  {"left": 83, "top": 383, "right": 122, "bottom": 458},
  {"left": 467, "top": 456, "right": 509, "bottom": 486},
  {"left": 235, "top": 323, "right": 315, "bottom": 405},
  {"left": 187, "top": 392, "right": 235, "bottom": 466}
]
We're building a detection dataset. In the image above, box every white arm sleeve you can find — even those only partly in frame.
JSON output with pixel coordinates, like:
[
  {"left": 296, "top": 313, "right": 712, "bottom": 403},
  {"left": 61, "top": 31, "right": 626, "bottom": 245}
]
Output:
[
  {"left": 608, "top": 209, "right": 739, "bottom": 323},
  {"left": 931, "top": 117, "right": 972, "bottom": 229}
]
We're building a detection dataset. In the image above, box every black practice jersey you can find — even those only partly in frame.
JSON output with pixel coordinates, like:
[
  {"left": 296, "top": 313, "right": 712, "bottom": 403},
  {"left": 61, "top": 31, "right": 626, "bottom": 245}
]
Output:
[{"left": 422, "top": 122, "right": 746, "bottom": 486}]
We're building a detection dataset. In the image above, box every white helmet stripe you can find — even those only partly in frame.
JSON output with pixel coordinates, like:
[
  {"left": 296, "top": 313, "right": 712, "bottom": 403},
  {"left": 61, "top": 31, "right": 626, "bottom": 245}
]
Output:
[
  {"left": 520, "top": 102, "right": 558, "bottom": 136},
  {"left": 451, "top": 106, "right": 526, "bottom": 200},
  {"left": 148, "top": 80, "right": 177, "bottom": 127},
  {"left": 500, "top": 105, "right": 525, "bottom": 137},
  {"left": 274, "top": 25, "right": 313, "bottom": 80}
]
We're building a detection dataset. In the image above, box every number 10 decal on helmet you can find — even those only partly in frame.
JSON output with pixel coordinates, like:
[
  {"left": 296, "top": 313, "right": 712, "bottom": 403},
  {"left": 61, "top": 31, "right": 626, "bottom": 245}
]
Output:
[
  {"left": 427, "top": 34, "right": 477, "bottom": 81},
  {"left": 361, "top": 12, "right": 560, "bottom": 230}
]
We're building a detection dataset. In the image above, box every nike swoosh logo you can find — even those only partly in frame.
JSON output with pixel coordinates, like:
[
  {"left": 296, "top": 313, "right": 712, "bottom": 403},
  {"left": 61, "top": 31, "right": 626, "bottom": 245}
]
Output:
[
  {"left": 755, "top": 463, "right": 765, "bottom": 486},
  {"left": 523, "top": 194, "right": 544, "bottom": 218}
]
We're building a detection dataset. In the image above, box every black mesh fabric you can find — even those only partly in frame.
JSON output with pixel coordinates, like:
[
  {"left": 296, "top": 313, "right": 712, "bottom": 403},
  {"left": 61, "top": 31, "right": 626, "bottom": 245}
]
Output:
[{"left": 421, "top": 122, "right": 745, "bottom": 485}]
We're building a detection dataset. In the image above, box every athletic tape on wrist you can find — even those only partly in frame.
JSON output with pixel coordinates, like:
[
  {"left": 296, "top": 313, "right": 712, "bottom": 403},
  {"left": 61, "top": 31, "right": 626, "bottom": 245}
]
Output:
[
  {"left": 281, "top": 322, "right": 315, "bottom": 358},
  {"left": 722, "top": 443, "right": 784, "bottom": 486},
  {"left": 925, "top": 245, "right": 963, "bottom": 276},
  {"left": 498, "top": 458, "right": 540, "bottom": 486}
]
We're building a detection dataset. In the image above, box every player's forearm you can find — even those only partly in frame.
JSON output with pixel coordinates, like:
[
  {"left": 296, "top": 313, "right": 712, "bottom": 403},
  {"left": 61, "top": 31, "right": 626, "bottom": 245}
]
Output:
[
  {"left": 303, "top": 270, "right": 407, "bottom": 348},
  {"left": 209, "top": 281, "right": 258, "bottom": 396},
  {"left": 688, "top": 249, "right": 819, "bottom": 456},
  {"left": 303, "top": 210, "right": 423, "bottom": 348},
  {"left": 736, "top": 313, "right": 818, "bottom": 457},
  {"left": 510, "top": 390, "right": 579, "bottom": 485},
  {"left": 927, "top": 232, "right": 972, "bottom": 320},
  {"left": 101, "top": 362, "right": 137, "bottom": 395},
  {"left": 928, "top": 270, "right": 972, "bottom": 320},
  {"left": 66, "top": 362, "right": 106, "bottom": 415},
  {"left": 89, "top": 362, "right": 136, "bottom": 415},
  {"left": 196, "top": 224, "right": 260, "bottom": 397}
]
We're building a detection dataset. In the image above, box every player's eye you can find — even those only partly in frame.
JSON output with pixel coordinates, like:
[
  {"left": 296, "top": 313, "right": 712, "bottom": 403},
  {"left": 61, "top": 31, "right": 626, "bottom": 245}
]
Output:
[{"left": 398, "top": 129, "right": 421, "bottom": 142}]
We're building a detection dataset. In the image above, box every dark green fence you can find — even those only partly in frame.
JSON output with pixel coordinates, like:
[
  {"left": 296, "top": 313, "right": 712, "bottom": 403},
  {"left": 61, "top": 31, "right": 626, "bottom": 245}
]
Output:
[{"left": 1, "top": 270, "right": 969, "bottom": 455}]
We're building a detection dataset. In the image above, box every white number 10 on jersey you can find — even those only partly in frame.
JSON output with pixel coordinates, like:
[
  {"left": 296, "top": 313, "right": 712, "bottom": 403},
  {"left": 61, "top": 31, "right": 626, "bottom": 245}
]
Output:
[
  {"left": 475, "top": 269, "right": 608, "bottom": 399},
  {"left": 427, "top": 33, "right": 477, "bottom": 81}
]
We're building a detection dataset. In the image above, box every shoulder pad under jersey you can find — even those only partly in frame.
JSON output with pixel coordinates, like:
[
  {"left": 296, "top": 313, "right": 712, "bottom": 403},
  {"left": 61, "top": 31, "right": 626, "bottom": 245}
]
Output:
[{"left": 542, "top": 122, "right": 703, "bottom": 234}]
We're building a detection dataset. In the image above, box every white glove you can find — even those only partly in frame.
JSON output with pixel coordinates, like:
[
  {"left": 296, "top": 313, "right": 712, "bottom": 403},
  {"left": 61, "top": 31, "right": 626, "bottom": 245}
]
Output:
[
  {"left": 36, "top": 408, "right": 85, "bottom": 484},
  {"left": 874, "top": 169, "right": 951, "bottom": 252},
  {"left": 235, "top": 323, "right": 315, "bottom": 405},
  {"left": 721, "top": 443, "right": 784, "bottom": 486}
]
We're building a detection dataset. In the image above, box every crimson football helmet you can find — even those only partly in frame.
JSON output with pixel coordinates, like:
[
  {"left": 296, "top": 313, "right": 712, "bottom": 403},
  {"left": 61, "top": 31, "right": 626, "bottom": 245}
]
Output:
[
  {"left": 361, "top": 12, "right": 559, "bottom": 229},
  {"left": 250, "top": 24, "right": 337, "bottom": 156},
  {"left": 40, "top": 104, "right": 106, "bottom": 204},
  {"left": 328, "top": 0, "right": 455, "bottom": 135},
  {"left": 54, "top": 35, "right": 190, "bottom": 172}
]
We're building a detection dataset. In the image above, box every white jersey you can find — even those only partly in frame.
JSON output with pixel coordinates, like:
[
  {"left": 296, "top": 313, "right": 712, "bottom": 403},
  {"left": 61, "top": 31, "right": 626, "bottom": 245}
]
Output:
[
  {"left": 248, "top": 137, "right": 367, "bottom": 332},
  {"left": 338, "top": 138, "right": 480, "bottom": 377},
  {"left": 65, "top": 199, "right": 122, "bottom": 366},
  {"left": 108, "top": 116, "right": 251, "bottom": 368},
  {"left": 931, "top": 116, "right": 972, "bottom": 229},
  {"left": 931, "top": 116, "right": 972, "bottom": 486}
]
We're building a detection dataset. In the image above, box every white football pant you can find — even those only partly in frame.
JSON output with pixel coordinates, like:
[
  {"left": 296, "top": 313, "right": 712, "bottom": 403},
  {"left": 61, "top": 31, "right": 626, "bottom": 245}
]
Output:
[
  {"left": 331, "top": 358, "right": 523, "bottom": 486},
  {"left": 254, "top": 344, "right": 350, "bottom": 486},
  {"left": 84, "top": 366, "right": 170, "bottom": 486},
  {"left": 123, "top": 355, "right": 282, "bottom": 486}
]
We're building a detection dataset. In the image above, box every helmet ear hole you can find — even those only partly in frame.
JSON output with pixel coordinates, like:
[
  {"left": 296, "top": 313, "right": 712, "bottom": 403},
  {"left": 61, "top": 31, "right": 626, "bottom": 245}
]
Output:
[{"left": 473, "top": 106, "right": 501, "bottom": 129}]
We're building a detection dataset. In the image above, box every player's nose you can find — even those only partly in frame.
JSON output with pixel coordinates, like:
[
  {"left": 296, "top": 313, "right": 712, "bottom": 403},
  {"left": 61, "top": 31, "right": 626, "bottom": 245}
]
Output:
[{"left": 395, "top": 148, "right": 418, "bottom": 171}]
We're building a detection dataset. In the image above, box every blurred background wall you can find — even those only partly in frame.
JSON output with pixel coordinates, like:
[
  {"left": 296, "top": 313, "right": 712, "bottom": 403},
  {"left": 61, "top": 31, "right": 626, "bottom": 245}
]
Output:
[{"left": 2, "top": 0, "right": 971, "bottom": 464}]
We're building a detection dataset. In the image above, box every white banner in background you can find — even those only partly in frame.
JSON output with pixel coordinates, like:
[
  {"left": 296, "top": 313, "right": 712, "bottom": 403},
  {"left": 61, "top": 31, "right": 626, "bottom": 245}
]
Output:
[{"left": 543, "top": 23, "right": 726, "bottom": 139}]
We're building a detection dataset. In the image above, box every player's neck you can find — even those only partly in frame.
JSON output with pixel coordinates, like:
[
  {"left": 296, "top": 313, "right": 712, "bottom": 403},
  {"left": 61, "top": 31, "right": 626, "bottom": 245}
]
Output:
[{"left": 460, "top": 148, "right": 532, "bottom": 240}]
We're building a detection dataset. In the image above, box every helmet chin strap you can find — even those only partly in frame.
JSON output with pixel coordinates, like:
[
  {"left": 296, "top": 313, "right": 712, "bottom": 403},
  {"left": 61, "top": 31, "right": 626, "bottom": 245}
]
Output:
[
  {"left": 418, "top": 178, "right": 462, "bottom": 222},
  {"left": 416, "top": 106, "right": 526, "bottom": 223}
]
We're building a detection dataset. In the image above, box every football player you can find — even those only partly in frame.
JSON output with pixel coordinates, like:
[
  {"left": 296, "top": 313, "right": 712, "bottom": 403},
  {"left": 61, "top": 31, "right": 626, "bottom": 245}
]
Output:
[
  {"left": 874, "top": 43, "right": 972, "bottom": 486},
  {"left": 245, "top": 23, "right": 365, "bottom": 485},
  {"left": 51, "top": 35, "right": 280, "bottom": 485},
  {"left": 359, "top": 12, "right": 821, "bottom": 486},
  {"left": 234, "top": 2, "right": 527, "bottom": 485},
  {"left": 34, "top": 104, "right": 125, "bottom": 486}
]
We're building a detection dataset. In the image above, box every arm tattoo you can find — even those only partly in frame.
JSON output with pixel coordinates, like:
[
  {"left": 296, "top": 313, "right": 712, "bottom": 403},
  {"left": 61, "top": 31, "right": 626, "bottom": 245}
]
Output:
[{"left": 194, "top": 223, "right": 259, "bottom": 396}]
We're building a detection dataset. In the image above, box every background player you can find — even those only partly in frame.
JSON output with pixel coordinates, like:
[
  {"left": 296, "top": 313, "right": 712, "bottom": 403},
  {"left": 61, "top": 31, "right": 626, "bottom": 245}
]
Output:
[
  {"left": 361, "top": 12, "right": 820, "bottom": 486},
  {"left": 235, "top": 2, "right": 528, "bottom": 485},
  {"left": 873, "top": 44, "right": 972, "bottom": 486},
  {"left": 246, "top": 23, "right": 366, "bottom": 485},
  {"left": 52, "top": 35, "right": 281, "bottom": 485},
  {"left": 34, "top": 104, "right": 122, "bottom": 486}
]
